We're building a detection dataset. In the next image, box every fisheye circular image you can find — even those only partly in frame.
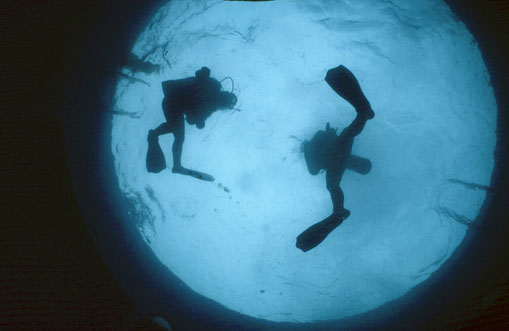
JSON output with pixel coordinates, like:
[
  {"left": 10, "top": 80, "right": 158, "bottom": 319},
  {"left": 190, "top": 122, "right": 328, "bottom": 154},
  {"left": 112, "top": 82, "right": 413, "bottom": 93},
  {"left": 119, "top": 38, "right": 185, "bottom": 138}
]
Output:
[{"left": 110, "top": 0, "right": 496, "bottom": 322}]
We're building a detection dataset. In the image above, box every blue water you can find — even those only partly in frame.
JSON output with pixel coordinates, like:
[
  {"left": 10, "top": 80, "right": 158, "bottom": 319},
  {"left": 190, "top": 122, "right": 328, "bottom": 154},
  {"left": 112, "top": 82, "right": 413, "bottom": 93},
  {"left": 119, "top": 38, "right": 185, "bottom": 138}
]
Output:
[{"left": 110, "top": 0, "right": 496, "bottom": 322}]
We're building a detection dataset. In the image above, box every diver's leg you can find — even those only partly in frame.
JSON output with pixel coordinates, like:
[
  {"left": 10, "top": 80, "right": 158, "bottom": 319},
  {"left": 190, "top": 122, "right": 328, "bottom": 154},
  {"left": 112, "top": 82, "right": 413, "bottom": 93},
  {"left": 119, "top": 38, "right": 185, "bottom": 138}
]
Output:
[
  {"left": 326, "top": 168, "right": 349, "bottom": 216},
  {"left": 334, "top": 114, "right": 367, "bottom": 158},
  {"left": 148, "top": 123, "right": 171, "bottom": 146},
  {"left": 340, "top": 114, "right": 368, "bottom": 139},
  {"left": 171, "top": 117, "right": 185, "bottom": 170},
  {"left": 169, "top": 119, "right": 214, "bottom": 181},
  {"left": 149, "top": 122, "right": 171, "bottom": 139}
]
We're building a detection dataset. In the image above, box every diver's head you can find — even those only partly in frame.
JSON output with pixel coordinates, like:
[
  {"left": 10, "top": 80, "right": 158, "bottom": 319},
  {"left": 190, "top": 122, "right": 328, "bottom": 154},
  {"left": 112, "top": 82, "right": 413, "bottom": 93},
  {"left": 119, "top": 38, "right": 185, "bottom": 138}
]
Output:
[
  {"left": 217, "top": 91, "right": 237, "bottom": 110},
  {"left": 195, "top": 66, "right": 211, "bottom": 79}
]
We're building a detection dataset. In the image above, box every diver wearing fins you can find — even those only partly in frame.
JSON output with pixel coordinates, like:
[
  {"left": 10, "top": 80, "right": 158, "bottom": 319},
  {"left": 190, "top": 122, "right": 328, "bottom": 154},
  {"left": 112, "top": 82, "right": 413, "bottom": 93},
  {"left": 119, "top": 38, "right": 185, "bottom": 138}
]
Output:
[
  {"left": 297, "top": 65, "right": 374, "bottom": 252},
  {"left": 146, "top": 66, "right": 238, "bottom": 181}
]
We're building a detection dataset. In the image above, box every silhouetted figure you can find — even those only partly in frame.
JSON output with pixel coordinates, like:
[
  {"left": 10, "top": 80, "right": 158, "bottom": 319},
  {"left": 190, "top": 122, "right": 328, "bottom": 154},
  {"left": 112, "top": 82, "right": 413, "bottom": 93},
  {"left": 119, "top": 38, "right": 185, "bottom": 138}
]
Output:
[
  {"left": 296, "top": 65, "right": 374, "bottom": 252},
  {"left": 146, "top": 67, "right": 237, "bottom": 181}
]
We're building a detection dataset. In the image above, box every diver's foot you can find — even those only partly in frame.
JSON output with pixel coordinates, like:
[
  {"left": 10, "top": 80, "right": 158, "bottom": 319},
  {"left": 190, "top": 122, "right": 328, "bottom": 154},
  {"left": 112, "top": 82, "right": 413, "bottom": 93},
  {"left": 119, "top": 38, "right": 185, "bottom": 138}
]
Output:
[
  {"left": 171, "top": 165, "right": 186, "bottom": 174},
  {"left": 333, "top": 208, "right": 351, "bottom": 220}
]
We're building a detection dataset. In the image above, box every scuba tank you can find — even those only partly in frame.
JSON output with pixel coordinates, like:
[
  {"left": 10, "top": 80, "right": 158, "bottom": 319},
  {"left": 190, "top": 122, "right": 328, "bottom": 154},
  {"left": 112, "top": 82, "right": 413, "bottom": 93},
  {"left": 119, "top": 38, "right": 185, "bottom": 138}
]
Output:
[{"left": 161, "top": 67, "right": 232, "bottom": 111}]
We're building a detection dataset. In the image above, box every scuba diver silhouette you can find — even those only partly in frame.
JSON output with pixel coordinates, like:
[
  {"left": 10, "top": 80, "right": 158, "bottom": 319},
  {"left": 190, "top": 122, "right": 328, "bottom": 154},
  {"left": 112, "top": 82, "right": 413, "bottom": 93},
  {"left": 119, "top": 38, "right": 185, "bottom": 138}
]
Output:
[
  {"left": 146, "top": 66, "right": 237, "bottom": 181},
  {"left": 296, "top": 65, "right": 375, "bottom": 252}
]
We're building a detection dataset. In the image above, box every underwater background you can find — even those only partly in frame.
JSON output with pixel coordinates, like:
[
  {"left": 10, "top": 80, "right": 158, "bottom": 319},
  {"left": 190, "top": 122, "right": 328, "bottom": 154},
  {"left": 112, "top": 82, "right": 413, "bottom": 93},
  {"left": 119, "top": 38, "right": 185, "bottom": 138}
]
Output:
[
  {"left": 112, "top": 0, "right": 496, "bottom": 322},
  {"left": 4, "top": 0, "right": 508, "bottom": 329}
]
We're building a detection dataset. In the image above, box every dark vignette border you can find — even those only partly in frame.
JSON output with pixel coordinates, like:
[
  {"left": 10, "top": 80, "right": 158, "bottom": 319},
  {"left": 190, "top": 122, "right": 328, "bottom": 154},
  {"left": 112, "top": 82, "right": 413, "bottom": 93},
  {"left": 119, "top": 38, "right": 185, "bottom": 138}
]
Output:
[{"left": 61, "top": 1, "right": 508, "bottom": 329}]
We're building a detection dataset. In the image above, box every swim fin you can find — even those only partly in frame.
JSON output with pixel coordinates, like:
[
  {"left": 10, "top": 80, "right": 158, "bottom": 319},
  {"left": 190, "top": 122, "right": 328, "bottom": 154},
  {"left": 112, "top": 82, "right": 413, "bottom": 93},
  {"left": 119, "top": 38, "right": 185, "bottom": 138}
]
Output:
[
  {"left": 146, "top": 130, "right": 166, "bottom": 173},
  {"left": 296, "top": 210, "right": 350, "bottom": 252},
  {"left": 172, "top": 167, "right": 215, "bottom": 182},
  {"left": 325, "top": 65, "right": 374, "bottom": 119}
]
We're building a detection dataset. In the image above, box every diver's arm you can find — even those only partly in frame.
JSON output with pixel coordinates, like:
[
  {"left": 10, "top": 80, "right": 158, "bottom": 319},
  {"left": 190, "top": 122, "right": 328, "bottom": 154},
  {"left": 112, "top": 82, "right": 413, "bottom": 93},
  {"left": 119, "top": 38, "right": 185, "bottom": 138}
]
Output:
[{"left": 184, "top": 105, "right": 212, "bottom": 129}]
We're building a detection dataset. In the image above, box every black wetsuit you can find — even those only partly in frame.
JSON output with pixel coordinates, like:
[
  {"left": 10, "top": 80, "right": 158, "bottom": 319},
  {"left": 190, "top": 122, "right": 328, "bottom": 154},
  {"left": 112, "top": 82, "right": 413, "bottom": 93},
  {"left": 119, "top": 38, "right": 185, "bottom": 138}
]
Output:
[
  {"left": 151, "top": 67, "right": 224, "bottom": 170},
  {"left": 324, "top": 115, "right": 367, "bottom": 214},
  {"left": 304, "top": 65, "right": 373, "bottom": 215}
]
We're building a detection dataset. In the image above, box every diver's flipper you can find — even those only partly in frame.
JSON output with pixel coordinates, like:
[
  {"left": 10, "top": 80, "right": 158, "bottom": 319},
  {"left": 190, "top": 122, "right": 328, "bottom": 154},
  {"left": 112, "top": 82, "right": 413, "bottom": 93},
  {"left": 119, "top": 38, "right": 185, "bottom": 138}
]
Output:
[
  {"left": 346, "top": 154, "right": 372, "bottom": 175},
  {"left": 296, "top": 212, "right": 350, "bottom": 252},
  {"left": 172, "top": 167, "right": 215, "bottom": 182},
  {"left": 325, "top": 65, "right": 374, "bottom": 119},
  {"left": 146, "top": 131, "right": 166, "bottom": 173}
]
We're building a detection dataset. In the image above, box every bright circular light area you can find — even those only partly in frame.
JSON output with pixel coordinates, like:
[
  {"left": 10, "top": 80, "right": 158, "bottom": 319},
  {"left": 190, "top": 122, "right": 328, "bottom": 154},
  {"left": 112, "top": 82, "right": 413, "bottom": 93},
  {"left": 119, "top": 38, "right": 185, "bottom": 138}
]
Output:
[{"left": 111, "top": 0, "right": 497, "bottom": 322}]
